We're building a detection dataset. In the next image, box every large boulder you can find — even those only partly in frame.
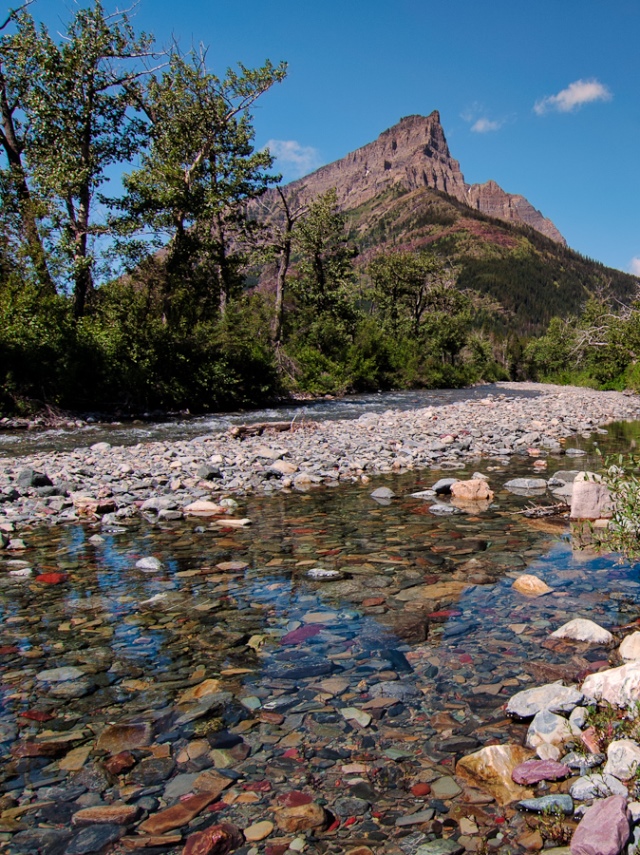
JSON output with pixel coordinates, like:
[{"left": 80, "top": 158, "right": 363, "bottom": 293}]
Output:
[
  {"left": 570, "top": 472, "right": 613, "bottom": 520},
  {"left": 582, "top": 662, "right": 640, "bottom": 706},
  {"left": 456, "top": 744, "right": 534, "bottom": 805},
  {"left": 506, "top": 682, "right": 583, "bottom": 719},
  {"left": 570, "top": 795, "right": 630, "bottom": 855}
]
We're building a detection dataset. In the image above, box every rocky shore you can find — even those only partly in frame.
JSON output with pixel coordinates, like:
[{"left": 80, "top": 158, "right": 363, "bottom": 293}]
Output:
[{"left": 1, "top": 382, "right": 639, "bottom": 536}]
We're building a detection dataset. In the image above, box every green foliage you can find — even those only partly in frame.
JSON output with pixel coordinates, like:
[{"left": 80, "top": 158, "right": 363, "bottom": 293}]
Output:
[{"left": 589, "top": 452, "right": 640, "bottom": 561}]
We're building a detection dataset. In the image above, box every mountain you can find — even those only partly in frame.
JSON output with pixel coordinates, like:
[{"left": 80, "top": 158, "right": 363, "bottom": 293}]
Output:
[
  {"left": 276, "top": 112, "right": 565, "bottom": 244},
  {"left": 257, "top": 112, "right": 638, "bottom": 335}
]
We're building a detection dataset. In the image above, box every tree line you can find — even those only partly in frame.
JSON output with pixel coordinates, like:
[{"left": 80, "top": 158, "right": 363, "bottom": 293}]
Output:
[{"left": 4, "top": 1, "right": 630, "bottom": 416}]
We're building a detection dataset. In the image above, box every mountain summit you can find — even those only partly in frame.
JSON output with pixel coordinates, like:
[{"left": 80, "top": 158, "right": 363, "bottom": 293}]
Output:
[{"left": 281, "top": 112, "right": 565, "bottom": 245}]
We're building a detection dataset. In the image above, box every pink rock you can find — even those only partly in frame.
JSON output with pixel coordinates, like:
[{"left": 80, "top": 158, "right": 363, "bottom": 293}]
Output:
[
  {"left": 281, "top": 625, "right": 322, "bottom": 644},
  {"left": 511, "top": 759, "right": 571, "bottom": 785},
  {"left": 570, "top": 795, "right": 630, "bottom": 855}
]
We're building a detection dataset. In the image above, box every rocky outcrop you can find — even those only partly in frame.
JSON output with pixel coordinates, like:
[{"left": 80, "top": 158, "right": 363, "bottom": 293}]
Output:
[
  {"left": 465, "top": 180, "right": 566, "bottom": 244},
  {"left": 277, "top": 112, "right": 565, "bottom": 244}
]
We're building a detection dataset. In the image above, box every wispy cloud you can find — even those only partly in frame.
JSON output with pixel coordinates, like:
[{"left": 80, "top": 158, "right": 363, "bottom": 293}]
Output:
[
  {"left": 471, "top": 117, "right": 503, "bottom": 134},
  {"left": 534, "top": 78, "right": 612, "bottom": 115},
  {"left": 265, "top": 139, "right": 322, "bottom": 180},
  {"left": 461, "top": 103, "right": 506, "bottom": 134},
  {"left": 630, "top": 257, "right": 640, "bottom": 277}
]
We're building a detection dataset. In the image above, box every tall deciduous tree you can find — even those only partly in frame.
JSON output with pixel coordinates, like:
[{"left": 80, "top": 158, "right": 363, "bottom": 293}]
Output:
[
  {"left": 119, "top": 48, "right": 286, "bottom": 321},
  {"left": 0, "top": 1, "right": 156, "bottom": 315}
]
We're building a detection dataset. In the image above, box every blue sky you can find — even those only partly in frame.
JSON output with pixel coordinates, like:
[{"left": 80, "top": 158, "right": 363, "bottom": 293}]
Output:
[{"left": 39, "top": 0, "right": 639, "bottom": 274}]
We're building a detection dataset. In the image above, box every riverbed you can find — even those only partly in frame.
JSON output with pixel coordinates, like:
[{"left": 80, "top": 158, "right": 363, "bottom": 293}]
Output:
[{"left": 1, "top": 384, "right": 640, "bottom": 855}]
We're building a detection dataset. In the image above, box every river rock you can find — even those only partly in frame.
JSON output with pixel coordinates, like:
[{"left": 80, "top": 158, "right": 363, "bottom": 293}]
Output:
[
  {"left": 570, "top": 473, "right": 613, "bottom": 520},
  {"left": 36, "top": 666, "right": 86, "bottom": 682},
  {"left": 504, "top": 478, "right": 547, "bottom": 494},
  {"left": 370, "top": 487, "right": 395, "bottom": 500},
  {"left": 394, "top": 581, "right": 467, "bottom": 604},
  {"left": 526, "top": 709, "right": 577, "bottom": 749},
  {"left": 518, "top": 794, "right": 574, "bottom": 815},
  {"left": 182, "top": 822, "right": 244, "bottom": 855},
  {"left": 604, "top": 738, "right": 640, "bottom": 780},
  {"left": 570, "top": 795, "right": 630, "bottom": 855},
  {"left": 570, "top": 773, "right": 628, "bottom": 800},
  {"left": 432, "top": 478, "right": 458, "bottom": 494},
  {"left": 66, "top": 823, "right": 124, "bottom": 854},
  {"left": 275, "top": 802, "right": 329, "bottom": 833},
  {"left": 512, "top": 574, "right": 552, "bottom": 597},
  {"left": 72, "top": 804, "right": 139, "bottom": 825},
  {"left": 139, "top": 792, "right": 217, "bottom": 834},
  {"left": 450, "top": 479, "right": 493, "bottom": 501},
  {"left": 619, "top": 632, "right": 640, "bottom": 661},
  {"left": 507, "top": 682, "right": 583, "bottom": 718},
  {"left": 456, "top": 744, "right": 534, "bottom": 805},
  {"left": 96, "top": 722, "right": 153, "bottom": 753},
  {"left": 550, "top": 618, "right": 613, "bottom": 644},
  {"left": 511, "top": 759, "right": 571, "bottom": 785},
  {"left": 135, "top": 556, "right": 162, "bottom": 572},
  {"left": 582, "top": 662, "right": 640, "bottom": 706}
]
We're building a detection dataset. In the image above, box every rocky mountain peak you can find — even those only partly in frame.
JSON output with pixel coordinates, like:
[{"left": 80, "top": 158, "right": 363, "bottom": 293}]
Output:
[{"left": 277, "top": 112, "right": 565, "bottom": 245}]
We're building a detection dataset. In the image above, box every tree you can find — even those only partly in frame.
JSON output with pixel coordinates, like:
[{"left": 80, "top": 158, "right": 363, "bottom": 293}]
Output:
[
  {"left": 0, "top": 2, "right": 157, "bottom": 315},
  {"left": 119, "top": 47, "right": 286, "bottom": 321},
  {"left": 0, "top": 3, "right": 54, "bottom": 292},
  {"left": 292, "top": 188, "right": 357, "bottom": 320}
]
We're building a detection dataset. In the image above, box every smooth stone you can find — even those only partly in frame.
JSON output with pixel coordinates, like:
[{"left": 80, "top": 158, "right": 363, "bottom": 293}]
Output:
[
  {"left": 604, "top": 738, "right": 640, "bottom": 781},
  {"left": 582, "top": 662, "right": 640, "bottom": 706},
  {"left": 518, "top": 795, "right": 574, "bottom": 815},
  {"left": 275, "top": 802, "right": 328, "bottom": 833},
  {"left": 340, "top": 707, "right": 372, "bottom": 728},
  {"left": 512, "top": 759, "right": 571, "bottom": 785},
  {"left": 551, "top": 618, "right": 613, "bottom": 644},
  {"left": 36, "top": 666, "right": 85, "bottom": 682},
  {"left": 512, "top": 574, "right": 553, "bottom": 597},
  {"left": 333, "top": 797, "right": 370, "bottom": 816},
  {"left": 456, "top": 744, "right": 534, "bottom": 806},
  {"left": 177, "top": 679, "right": 222, "bottom": 704},
  {"left": 619, "top": 632, "right": 640, "bottom": 662},
  {"left": 244, "top": 820, "right": 274, "bottom": 842},
  {"left": 432, "top": 478, "right": 458, "bottom": 494},
  {"left": 527, "top": 709, "right": 578, "bottom": 748},
  {"left": 369, "top": 681, "right": 421, "bottom": 700},
  {"left": 562, "top": 751, "right": 605, "bottom": 771},
  {"left": 139, "top": 792, "right": 217, "bottom": 834},
  {"left": 415, "top": 840, "right": 464, "bottom": 855},
  {"left": 504, "top": 478, "right": 547, "bottom": 494},
  {"left": 135, "top": 556, "right": 163, "bottom": 572},
  {"left": 395, "top": 809, "right": 435, "bottom": 826},
  {"left": 570, "top": 795, "right": 630, "bottom": 855},
  {"left": 163, "top": 773, "right": 200, "bottom": 800},
  {"left": 507, "top": 682, "right": 583, "bottom": 718},
  {"left": 72, "top": 804, "right": 139, "bottom": 825},
  {"left": 370, "top": 487, "right": 395, "bottom": 500},
  {"left": 394, "top": 581, "right": 467, "bottom": 603},
  {"left": 66, "top": 823, "right": 124, "bottom": 854},
  {"left": 430, "top": 776, "right": 462, "bottom": 799},
  {"left": 536, "top": 743, "right": 561, "bottom": 761},
  {"left": 570, "top": 773, "right": 628, "bottom": 800},
  {"left": 96, "top": 722, "right": 153, "bottom": 753},
  {"left": 450, "top": 479, "right": 493, "bottom": 502}
]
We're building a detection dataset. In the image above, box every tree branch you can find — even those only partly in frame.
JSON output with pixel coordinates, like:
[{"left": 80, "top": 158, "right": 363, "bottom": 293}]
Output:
[{"left": 0, "top": 0, "right": 33, "bottom": 31}]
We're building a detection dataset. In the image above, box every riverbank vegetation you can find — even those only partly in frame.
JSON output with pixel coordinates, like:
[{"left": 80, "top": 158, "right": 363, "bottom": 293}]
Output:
[{"left": 0, "top": 2, "right": 638, "bottom": 417}]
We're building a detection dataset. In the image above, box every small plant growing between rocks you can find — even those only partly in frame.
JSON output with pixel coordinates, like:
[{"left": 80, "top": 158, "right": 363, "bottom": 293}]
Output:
[
  {"left": 536, "top": 804, "right": 573, "bottom": 845},
  {"left": 590, "top": 451, "right": 640, "bottom": 560}
]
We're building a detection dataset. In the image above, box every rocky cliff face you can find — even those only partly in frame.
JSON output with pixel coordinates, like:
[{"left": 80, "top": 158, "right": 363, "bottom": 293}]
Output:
[
  {"left": 279, "top": 112, "right": 565, "bottom": 245},
  {"left": 465, "top": 181, "right": 565, "bottom": 244}
]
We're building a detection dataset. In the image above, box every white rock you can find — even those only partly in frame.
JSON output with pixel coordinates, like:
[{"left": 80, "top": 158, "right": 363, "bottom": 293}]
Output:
[
  {"left": 582, "top": 662, "right": 640, "bottom": 707},
  {"left": 512, "top": 574, "right": 553, "bottom": 597},
  {"left": 570, "top": 474, "right": 613, "bottom": 520},
  {"left": 550, "top": 618, "right": 613, "bottom": 645},
  {"left": 507, "top": 682, "right": 584, "bottom": 718},
  {"left": 526, "top": 709, "right": 578, "bottom": 748},
  {"left": 604, "top": 738, "right": 640, "bottom": 781},
  {"left": 536, "top": 743, "right": 561, "bottom": 761},
  {"left": 135, "top": 556, "right": 162, "bottom": 572},
  {"left": 619, "top": 632, "right": 640, "bottom": 662},
  {"left": 570, "top": 773, "right": 628, "bottom": 800},
  {"left": 37, "top": 666, "right": 86, "bottom": 682},
  {"left": 569, "top": 706, "right": 588, "bottom": 730}
]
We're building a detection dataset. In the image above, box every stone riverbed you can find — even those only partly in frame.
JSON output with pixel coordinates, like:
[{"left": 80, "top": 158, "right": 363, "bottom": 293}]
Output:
[{"left": 1, "top": 383, "right": 640, "bottom": 855}]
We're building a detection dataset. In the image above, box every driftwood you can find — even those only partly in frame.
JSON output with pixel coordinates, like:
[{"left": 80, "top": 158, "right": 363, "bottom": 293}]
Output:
[{"left": 229, "top": 420, "right": 305, "bottom": 439}]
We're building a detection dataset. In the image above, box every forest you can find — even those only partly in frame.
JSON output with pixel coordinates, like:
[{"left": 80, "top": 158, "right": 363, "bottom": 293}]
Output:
[{"left": 1, "top": 1, "right": 638, "bottom": 417}]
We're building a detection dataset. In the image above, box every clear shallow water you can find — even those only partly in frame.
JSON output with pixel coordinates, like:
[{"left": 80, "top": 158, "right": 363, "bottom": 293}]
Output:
[
  {"left": 2, "top": 425, "right": 640, "bottom": 850},
  {"left": 0, "top": 384, "right": 543, "bottom": 456}
]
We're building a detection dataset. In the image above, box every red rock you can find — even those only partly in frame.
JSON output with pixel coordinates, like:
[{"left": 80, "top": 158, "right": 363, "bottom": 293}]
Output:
[
  {"left": 182, "top": 823, "right": 244, "bottom": 855},
  {"left": 344, "top": 817, "right": 357, "bottom": 827},
  {"left": 427, "top": 610, "right": 462, "bottom": 619},
  {"left": 570, "top": 795, "right": 630, "bottom": 855},
  {"left": 19, "top": 710, "right": 54, "bottom": 722},
  {"left": 259, "top": 711, "right": 284, "bottom": 725},
  {"left": 459, "top": 654, "right": 473, "bottom": 664},
  {"left": 265, "top": 846, "right": 288, "bottom": 855},
  {"left": 11, "top": 740, "right": 67, "bottom": 758},
  {"left": 277, "top": 791, "right": 312, "bottom": 807},
  {"left": 104, "top": 750, "right": 137, "bottom": 775},
  {"left": 411, "top": 783, "right": 432, "bottom": 797},
  {"left": 326, "top": 818, "right": 340, "bottom": 832},
  {"left": 581, "top": 726, "right": 602, "bottom": 754},
  {"left": 35, "top": 573, "right": 68, "bottom": 585},
  {"left": 0, "top": 646, "right": 19, "bottom": 655},
  {"left": 281, "top": 625, "right": 322, "bottom": 645},
  {"left": 511, "top": 759, "right": 571, "bottom": 785},
  {"left": 243, "top": 781, "right": 272, "bottom": 793},
  {"left": 139, "top": 793, "right": 218, "bottom": 834},
  {"left": 362, "top": 597, "right": 385, "bottom": 607}
]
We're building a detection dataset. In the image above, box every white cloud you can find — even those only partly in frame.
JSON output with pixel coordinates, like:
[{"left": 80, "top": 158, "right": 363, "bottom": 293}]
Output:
[
  {"left": 471, "top": 117, "right": 503, "bottom": 133},
  {"left": 630, "top": 257, "right": 640, "bottom": 277},
  {"left": 265, "top": 139, "right": 322, "bottom": 180},
  {"left": 534, "top": 78, "right": 612, "bottom": 115}
]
